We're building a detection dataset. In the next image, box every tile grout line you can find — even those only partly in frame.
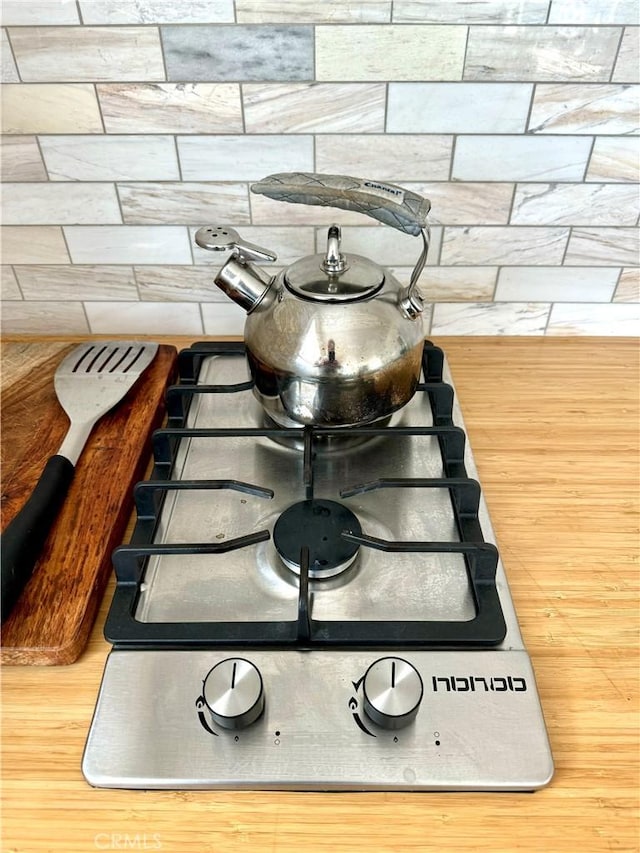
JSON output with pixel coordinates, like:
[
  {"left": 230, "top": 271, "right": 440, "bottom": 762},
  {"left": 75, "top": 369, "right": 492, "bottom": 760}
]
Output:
[
  {"left": 611, "top": 267, "right": 624, "bottom": 303},
  {"left": 239, "top": 83, "right": 247, "bottom": 133},
  {"left": 608, "top": 26, "right": 626, "bottom": 82},
  {"left": 522, "top": 82, "right": 537, "bottom": 135},
  {"left": 4, "top": 28, "right": 23, "bottom": 83},
  {"left": 1, "top": 77, "right": 632, "bottom": 86},
  {"left": 80, "top": 297, "right": 93, "bottom": 333},
  {"left": 3, "top": 21, "right": 637, "bottom": 28},
  {"left": 581, "top": 135, "right": 597, "bottom": 182},
  {"left": 560, "top": 227, "right": 572, "bottom": 266},
  {"left": 173, "top": 135, "right": 183, "bottom": 181},
  {"left": 93, "top": 82, "right": 107, "bottom": 133},
  {"left": 506, "top": 180, "right": 520, "bottom": 227},
  {"left": 113, "top": 182, "right": 126, "bottom": 226},
  {"left": 461, "top": 24, "right": 471, "bottom": 80},
  {"left": 157, "top": 25, "right": 169, "bottom": 82},
  {"left": 9, "top": 265, "right": 24, "bottom": 300}
]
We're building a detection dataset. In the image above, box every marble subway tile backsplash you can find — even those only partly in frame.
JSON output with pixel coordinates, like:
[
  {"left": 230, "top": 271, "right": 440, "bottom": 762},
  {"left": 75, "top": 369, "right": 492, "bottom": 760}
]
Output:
[
  {"left": 391, "top": 0, "right": 550, "bottom": 23},
  {"left": 431, "top": 302, "right": 551, "bottom": 335},
  {"left": 315, "top": 25, "right": 467, "bottom": 81},
  {"left": 564, "top": 228, "right": 640, "bottom": 266},
  {"left": 78, "top": 0, "right": 235, "bottom": 24},
  {"left": 614, "top": 268, "right": 640, "bottom": 302},
  {"left": 546, "top": 302, "right": 640, "bottom": 335},
  {"left": 14, "top": 265, "right": 138, "bottom": 301},
  {"left": 236, "top": 1, "right": 392, "bottom": 24},
  {"left": 97, "top": 84, "right": 244, "bottom": 134},
  {"left": 64, "top": 226, "right": 193, "bottom": 265},
  {"left": 3, "top": 183, "right": 122, "bottom": 225},
  {"left": 548, "top": 0, "right": 639, "bottom": 25},
  {"left": 586, "top": 138, "right": 640, "bottom": 183},
  {"left": 315, "top": 135, "right": 453, "bottom": 181},
  {"left": 2, "top": 226, "right": 69, "bottom": 264},
  {"left": 0, "top": 1, "right": 80, "bottom": 25},
  {"left": 84, "top": 301, "right": 203, "bottom": 334},
  {"left": 201, "top": 301, "right": 247, "bottom": 336},
  {"left": 177, "top": 135, "right": 314, "bottom": 180},
  {"left": 118, "top": 182, "right": 250, "bottom": 225},
  {"left": 510, "top": 184, "right": 640, "bottom": 226},
  {"left": 452, "top": 136, "right": 593, "bottom": 181},
  {"left": 162, "top": 25, "right": 314, "bottom": 82},
  {"left": 441, "top": 227, "right": 570, "bottom": 266},
  {"left": 1, "top": 302, "right": 89, "bottom": 334},
  {"left": 387, "top": 83, "right": 532, "bottom": 133},
  {"left": 39, "top": 136, "right": 180, "bottom": 181},
  {"left": 1, "top": 3, "right": 638, "bottom": 337},
  {"left": 495, "top": 267, "right": 620, "bottom": 302},
  {"left": 464, "top": 26, "right": 621, "bottom": 82},
  {"left": 1, "top": 84, "right": 103, "bottom": 134},
  {"left": 529, "top": 83, "right": 640, "bottom": 134},
  {"left": 9, "top": 26, "right": 165, "bottom": 82},
  {"left": 0, "top": 136, "right": 47, "bottom": 181},
  {"left": 135, "top": 265, "right": 221, "bottom": 302},
  {"left": 612, "top": 28, "right": 640, "bottom": 83},
  {"left": 243, "top": 83, "right": 386, "bottom": 133}
]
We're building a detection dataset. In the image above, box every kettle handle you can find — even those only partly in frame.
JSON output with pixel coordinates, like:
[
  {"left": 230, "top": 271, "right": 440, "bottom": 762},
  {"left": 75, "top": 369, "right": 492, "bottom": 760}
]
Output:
[{"left": 250, "top": 173, "right": 430, "bottom": 237}]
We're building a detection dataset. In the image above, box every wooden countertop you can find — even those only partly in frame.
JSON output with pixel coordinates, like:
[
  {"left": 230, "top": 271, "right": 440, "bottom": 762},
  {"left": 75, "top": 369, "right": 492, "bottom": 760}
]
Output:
[{"left": 2, "top": 336, "right": 638, "bottom": 853}]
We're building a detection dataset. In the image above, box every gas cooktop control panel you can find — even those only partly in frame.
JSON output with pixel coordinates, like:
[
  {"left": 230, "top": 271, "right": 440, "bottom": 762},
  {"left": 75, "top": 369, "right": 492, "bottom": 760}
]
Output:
[{"left": 83, "top": 649, "right": 553, "bottom": 791}]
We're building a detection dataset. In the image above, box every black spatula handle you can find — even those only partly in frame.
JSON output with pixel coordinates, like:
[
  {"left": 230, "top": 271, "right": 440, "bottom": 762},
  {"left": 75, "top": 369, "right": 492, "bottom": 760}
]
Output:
[{"left": 1, "top": 455, "right": 75, "bottom": 622}]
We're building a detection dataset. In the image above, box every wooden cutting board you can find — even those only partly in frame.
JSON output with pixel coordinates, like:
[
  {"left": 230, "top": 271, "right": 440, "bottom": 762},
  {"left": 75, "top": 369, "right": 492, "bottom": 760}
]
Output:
[{"left": 0, "top": 341, "right": 178, "bottom": 665}]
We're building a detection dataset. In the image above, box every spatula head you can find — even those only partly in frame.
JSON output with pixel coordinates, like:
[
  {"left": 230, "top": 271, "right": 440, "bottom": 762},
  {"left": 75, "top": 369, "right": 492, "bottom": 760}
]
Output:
[{"left": 54, "top": 341, "right": 159, "bottom": 422}]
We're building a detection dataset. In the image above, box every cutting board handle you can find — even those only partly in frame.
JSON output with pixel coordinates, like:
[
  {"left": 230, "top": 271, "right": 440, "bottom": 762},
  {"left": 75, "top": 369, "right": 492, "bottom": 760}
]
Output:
[{"left": 1, "top": 455, "right": 74, "bottom": 622}]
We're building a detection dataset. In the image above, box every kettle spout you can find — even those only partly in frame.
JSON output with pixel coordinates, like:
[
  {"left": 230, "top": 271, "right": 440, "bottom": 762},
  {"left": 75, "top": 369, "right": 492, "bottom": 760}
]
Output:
[
  {"left": 193, "top": 225, "right": 277, "bottom": 314},
  {"left": 215, "top": 256, "right": 275, "bottom": 314}
]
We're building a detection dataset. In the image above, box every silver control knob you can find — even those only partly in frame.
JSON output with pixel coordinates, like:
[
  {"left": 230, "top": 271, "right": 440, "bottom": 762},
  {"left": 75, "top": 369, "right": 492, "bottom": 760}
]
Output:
[
  {"left": 362, "top": 657, "right": 423, "bottom": 730},
  {"left": 203, "top": 658, "right": 265, "bottom": 730}
]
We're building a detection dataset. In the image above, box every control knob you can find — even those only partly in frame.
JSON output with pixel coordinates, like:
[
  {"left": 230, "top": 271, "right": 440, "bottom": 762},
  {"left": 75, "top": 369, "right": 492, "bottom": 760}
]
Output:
[
  {"left": 362, "top": 657, "right": 423, "bottom": 730},
  {"left": 203, "top": 658, "right": 265, "bottom": 730}
]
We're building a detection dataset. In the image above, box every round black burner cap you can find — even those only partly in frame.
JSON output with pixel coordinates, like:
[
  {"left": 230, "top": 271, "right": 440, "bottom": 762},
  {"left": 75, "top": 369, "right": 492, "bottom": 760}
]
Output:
[{"left": 273, "top": 499, "right": 362, "bottom": 579}]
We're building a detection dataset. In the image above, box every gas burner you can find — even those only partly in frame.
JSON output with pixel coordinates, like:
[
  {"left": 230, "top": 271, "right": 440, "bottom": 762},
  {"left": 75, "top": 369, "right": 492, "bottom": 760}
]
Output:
[{"left": 273, "top": 499, "right": 362, "bottom": 579}]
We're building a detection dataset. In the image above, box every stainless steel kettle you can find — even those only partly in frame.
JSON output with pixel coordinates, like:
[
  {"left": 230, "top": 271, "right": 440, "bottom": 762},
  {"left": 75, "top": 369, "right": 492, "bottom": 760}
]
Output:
[{"left": 195, "top": 172, "right": 431, "bottom": 428}]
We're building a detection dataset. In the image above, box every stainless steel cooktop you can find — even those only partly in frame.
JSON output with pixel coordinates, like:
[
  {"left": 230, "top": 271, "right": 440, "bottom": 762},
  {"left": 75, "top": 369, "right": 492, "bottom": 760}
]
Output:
[{"left": 83, "top": 341, "right": 553, "bottom": 791}]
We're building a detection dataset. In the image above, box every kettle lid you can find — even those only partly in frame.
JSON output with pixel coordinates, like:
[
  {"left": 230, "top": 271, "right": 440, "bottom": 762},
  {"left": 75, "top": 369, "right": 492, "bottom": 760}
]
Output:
[{"left": 284, "top": 225, "right": 384, "bottom": 303}]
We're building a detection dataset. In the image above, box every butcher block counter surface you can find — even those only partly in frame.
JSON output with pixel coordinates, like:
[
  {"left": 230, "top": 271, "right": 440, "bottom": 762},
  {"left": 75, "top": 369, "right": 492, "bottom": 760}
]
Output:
[{"left": 1, "top": 336, "right": 638, "bottom": 853}]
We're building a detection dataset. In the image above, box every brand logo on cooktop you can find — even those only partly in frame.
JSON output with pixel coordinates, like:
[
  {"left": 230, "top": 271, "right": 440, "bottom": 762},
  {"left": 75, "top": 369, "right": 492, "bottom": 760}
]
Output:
[{"left": 432, "top": 675, "right": 527, "bottom": 693}]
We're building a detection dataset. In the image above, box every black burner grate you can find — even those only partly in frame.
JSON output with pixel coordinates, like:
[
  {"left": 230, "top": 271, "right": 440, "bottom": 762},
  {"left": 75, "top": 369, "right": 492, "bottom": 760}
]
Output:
[{"left": 105, "top": 341, "right": 506, "bottom": 649}]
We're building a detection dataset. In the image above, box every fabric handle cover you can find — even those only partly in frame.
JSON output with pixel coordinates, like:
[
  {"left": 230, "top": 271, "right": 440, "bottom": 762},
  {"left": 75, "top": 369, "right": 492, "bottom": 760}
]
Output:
[{"left": 250, "top": 172, "right": 430, "bottom": 236}]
